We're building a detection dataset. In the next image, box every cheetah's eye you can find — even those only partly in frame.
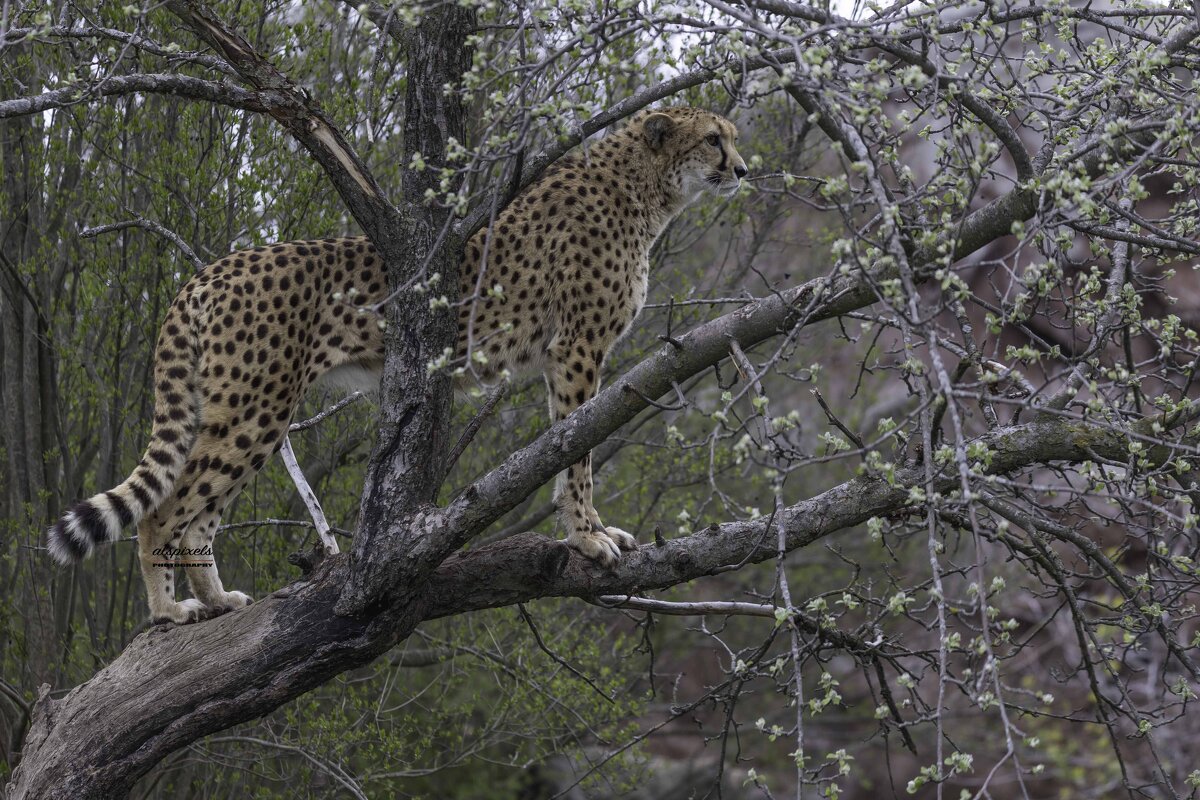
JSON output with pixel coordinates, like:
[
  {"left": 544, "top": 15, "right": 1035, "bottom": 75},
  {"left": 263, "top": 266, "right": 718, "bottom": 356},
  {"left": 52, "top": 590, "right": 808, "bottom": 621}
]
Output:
[{"left": 706, "top": 133, "right": 720, "bottom": 147}]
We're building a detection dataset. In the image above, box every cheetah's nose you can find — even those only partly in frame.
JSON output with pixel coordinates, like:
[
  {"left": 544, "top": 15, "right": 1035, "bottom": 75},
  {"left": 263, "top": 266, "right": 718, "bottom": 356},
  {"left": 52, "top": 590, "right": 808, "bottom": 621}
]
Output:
[{"left": 734, "top": 165, "right": 748, "bottom": 179}]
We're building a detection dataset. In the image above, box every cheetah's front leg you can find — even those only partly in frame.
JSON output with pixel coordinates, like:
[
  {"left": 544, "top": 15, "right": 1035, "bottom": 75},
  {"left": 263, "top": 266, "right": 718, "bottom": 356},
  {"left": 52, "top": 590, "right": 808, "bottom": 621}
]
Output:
[
  {"left": 553, "top": 453, "right": 637, "bottom": 565},
  {"left": 546, "top": 341, "right": 638, "bottom": 566},
  {"left": 579, "top": 454, "right": 638, "bottom": 553}
]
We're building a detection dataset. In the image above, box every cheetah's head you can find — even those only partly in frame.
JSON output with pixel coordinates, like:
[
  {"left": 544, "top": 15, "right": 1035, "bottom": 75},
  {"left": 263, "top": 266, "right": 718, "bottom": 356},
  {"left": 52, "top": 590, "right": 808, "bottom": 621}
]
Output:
[{"left": 641, "top": 108, "right": 748, "bottom": 199}]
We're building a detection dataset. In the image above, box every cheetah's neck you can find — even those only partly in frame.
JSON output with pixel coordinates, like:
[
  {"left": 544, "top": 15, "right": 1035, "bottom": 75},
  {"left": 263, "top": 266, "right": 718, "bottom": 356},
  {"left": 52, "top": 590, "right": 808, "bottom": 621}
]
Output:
[{"left": 595, "top": 130, "right": 694, "bottom": 233}]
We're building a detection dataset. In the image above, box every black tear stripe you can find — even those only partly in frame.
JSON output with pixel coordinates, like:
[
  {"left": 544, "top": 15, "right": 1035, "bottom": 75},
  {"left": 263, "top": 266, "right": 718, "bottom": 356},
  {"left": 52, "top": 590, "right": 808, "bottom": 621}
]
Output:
[{"left": 718, "top": 146, "right": 727, "bottom": 173}]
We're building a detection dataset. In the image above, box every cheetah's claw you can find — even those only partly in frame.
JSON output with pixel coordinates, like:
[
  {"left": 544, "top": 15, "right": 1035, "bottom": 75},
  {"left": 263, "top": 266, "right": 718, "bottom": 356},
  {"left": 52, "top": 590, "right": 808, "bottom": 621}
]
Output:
[
  {"left": 151, "top": 598, "right": 210, "bottom": 625},
  {"left": 207, "top": 590, "right": 254, "bottom": 616},
  {"left": 602, "top": 525, "right": 638, "bottom": 551},
  {"left": 566, "top": 529, "right": 622, "bottom": 567}
]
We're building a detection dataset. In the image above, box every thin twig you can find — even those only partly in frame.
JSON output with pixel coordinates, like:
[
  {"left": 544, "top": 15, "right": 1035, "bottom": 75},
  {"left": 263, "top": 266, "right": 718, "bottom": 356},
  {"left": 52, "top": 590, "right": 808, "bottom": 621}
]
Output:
[
  {"left": 621, "top": 383, "right": 685, "bottom": 411},
  {"left": 288, "top": 392, "right": 366, "bottom": 432},
  {"left": 517, "top": 603, "right": 616, "bottom": 705},
  {"left": 812, "top": 387, "right": 865, "bottom": 450},
  {"left": 442, "top": 382, "right": 509, "bottom": 479}
]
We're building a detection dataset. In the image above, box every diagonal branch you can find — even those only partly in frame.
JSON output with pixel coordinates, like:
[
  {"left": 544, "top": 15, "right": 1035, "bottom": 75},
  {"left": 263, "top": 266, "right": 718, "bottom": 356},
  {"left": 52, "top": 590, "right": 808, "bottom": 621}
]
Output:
[
  {"left": 80, "top": 216, "right": 205, "bottom": 270},
  {"left": 424, "top": 416, "right": 1168, "bottom": 620},
  {"left": 163, "top": 0, "right": 396, "bottom": 226}
]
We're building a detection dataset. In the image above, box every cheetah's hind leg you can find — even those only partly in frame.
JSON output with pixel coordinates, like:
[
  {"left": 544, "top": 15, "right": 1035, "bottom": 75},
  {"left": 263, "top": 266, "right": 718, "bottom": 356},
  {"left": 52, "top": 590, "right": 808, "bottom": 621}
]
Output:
[
  {"left": 138, "top": 514, "right": 212, "bottom": 625},
  {"left": 180, "top": 509, "right": 253, "bottom": 617}
]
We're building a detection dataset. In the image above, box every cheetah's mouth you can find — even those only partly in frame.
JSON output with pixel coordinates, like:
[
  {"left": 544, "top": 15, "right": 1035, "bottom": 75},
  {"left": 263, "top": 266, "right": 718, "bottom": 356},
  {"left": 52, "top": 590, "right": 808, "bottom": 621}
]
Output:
[{"left": 707, "top": 174, "right": 741, "bottom": 197}]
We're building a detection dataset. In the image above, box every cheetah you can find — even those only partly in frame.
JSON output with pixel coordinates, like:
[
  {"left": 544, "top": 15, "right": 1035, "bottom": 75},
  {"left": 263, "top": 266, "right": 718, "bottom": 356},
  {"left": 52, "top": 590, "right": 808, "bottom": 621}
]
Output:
[{"left": 47, "top": 107, "right": 748, "bottom": 624}]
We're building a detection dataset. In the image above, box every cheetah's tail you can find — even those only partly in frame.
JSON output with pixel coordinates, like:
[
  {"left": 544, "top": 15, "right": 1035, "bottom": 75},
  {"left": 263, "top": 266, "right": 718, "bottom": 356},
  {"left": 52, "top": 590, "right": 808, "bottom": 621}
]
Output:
[{"left": 47, "top": 295, "right": 204, "bottom": 564}]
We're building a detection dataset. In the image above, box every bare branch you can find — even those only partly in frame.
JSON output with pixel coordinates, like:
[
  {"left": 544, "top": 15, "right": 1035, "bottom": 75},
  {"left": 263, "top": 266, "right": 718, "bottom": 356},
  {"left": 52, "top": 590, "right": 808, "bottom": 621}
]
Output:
[
  {"left": 287, "top": 392, "right": 366, "bottom": 433},
  {"left": 0, "top": 72, "right": 267, "bottom": 120},
  {"left": 278, "top": 437, "right": 338, "bottom": 556},
  {"left": 591, "top": 595, "right": 777, "bottom": 618},
  {"left": 2, "top": 23, "right": 235, "bottom": 73},
  {"left": 80, "top": 216, "right": 205, "bottom": 270}
]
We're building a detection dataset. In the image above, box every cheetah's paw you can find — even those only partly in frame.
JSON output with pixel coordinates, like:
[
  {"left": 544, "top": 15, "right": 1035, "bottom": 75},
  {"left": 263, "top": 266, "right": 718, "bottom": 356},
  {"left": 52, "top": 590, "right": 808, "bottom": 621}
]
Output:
[
  {"left": 566, "top": 529, "right": 621, "bottom": 567},
  {"left": 208, "top": 590, "right": 254, "bottom": 616},
  {"left": 602, "top": 526, "right": 638, "bottom": 551},
  {"left": 151, "top": 598, "right": 210, "bottom": 626}
]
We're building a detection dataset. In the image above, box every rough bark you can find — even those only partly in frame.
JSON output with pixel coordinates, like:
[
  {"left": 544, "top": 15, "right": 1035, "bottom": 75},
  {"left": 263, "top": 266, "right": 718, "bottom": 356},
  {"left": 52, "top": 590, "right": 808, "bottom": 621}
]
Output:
[{"left": 337, "top": 1, "right": 476, "bottom": 614}]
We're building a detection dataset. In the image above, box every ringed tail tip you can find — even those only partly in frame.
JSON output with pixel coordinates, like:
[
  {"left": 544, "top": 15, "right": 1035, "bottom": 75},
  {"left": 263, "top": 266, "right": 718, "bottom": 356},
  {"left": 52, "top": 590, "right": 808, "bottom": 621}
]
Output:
[{"left": 46, "top": 499, "right": 122, "bottom": 565}]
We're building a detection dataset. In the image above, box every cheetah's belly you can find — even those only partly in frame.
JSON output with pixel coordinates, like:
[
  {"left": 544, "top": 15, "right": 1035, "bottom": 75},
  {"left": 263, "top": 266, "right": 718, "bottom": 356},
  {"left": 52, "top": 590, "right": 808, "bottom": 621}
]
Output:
[{"left": 319, "top": 362, "right": 383, "bottom": 393}]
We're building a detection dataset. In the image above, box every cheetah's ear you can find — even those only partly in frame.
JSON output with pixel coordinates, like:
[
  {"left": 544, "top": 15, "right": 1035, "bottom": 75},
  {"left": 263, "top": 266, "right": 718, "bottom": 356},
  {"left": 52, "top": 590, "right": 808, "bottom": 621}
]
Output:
[{"left": 643, "top": 113, "right": 676, "bottom": 150}]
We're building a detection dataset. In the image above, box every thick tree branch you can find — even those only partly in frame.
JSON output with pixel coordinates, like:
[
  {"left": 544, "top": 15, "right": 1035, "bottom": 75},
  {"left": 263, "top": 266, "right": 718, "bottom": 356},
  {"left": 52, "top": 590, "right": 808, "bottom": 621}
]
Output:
[
  {"left": 425, "top": 416, "right": 1179, "bottom": 619},
  {"left": 335, "top": 1, "right": 475, "bottom": 614},
  {"left": 9, "top": 405, "right": 1181, "bottom": 798}
]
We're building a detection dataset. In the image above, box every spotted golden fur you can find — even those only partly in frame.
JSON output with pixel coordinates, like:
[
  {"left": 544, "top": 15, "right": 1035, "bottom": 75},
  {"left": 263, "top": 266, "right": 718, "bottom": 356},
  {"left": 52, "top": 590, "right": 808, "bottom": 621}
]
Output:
[{"left": 48, "top": 107, "right": 748, "bottom": 624}]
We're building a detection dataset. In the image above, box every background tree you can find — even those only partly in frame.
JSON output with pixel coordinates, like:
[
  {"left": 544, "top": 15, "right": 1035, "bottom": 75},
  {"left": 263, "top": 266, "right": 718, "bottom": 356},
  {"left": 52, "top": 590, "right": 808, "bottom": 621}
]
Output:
[{"left": 2, "top": 0, "right": 1200, "bottom": 797}]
